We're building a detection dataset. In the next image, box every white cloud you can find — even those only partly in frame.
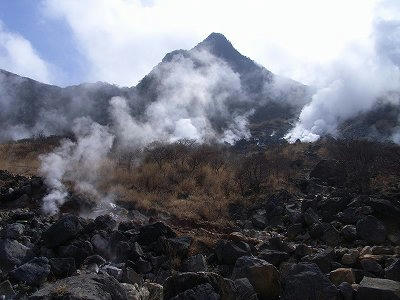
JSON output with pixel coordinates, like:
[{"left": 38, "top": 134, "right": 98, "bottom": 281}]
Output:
[
  {"left": 0, "top": 22, "right": 53, "bottom": 83},
  {"left": 43, "top": 0, "right": 380, "bottom": 86}
]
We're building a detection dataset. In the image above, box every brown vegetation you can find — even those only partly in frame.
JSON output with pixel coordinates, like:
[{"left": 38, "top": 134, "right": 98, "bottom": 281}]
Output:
[{"left": 2, "top": 136, "right": 400, "bottom": 225}]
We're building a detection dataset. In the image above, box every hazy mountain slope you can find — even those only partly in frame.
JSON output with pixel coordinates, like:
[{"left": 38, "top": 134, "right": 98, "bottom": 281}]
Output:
[{"left": 0, "top": 33, "right": 310, "bottom": 143}]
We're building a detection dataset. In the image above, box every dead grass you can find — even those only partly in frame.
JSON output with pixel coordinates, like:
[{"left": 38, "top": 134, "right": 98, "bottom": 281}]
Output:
[{"left": 0, "top": 136, "right": 61, "bottom": 176}]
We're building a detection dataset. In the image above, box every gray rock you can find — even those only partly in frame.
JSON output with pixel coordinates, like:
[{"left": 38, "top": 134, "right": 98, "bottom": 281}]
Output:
[
  {"left": 341, "top": 225, "right": 357, "bottom": 242},
  {"left": 356, "top": 277, "right": 400, "bottom": 300},
  {"left": 49, "top": 257, "right": 76, "bottom": 278},
  {"left": 91, "top": 233, "right": 110, "bottom": 258},
  {"left": 182, "top": 254, "right": 207, "bottom": 272},
  {"left": 281, "top": 262, "right": 339, "bottom": 300},
  {"left": 338, "top": 282, "right": 354, "bottom": 300},
  {"left": 137, "top": 222, "right": 176, "bottom": 245},
  {"left": 144, "top": 282, "right": 163, "bottom": 300},
  {"left": 42, "top": 215, "right": 84, "bottom": 248},
  {"left": 234, "top": 278, "right": 258, "bottom": 300},
  {"left": 302, "top": 248, "right": 334, "bottom": 273},
  {"left": 361, "top": 258, "right": 383, "bottom": 276},
  {"left": 0, "top": 238, "right": 29, "bottom": 272},
  {"left": 10, "top": 256, "right": 50, "bottom": 286},
  {"left": 0, "top": 280, "right": 15, "bottom": 298},
  {"left": 170, "top": 283, "right": 219, "bottom": 300},
  {"left": 322, "top": 223, "right": 342, "bottom": 246},
  {"left": 386, "top": 259, "right": 400, "bottom": 282},
  {"left": 30, "top": 273, "right": 127, "bottom": 300},
  {"left": 232, "top": 256, "right": 280, "bottom": 300},
  {"left": 259, "top": 249, "right": 290, "bottom": 266},
  {"left": 103, "top": 265, "right": 123, "bottom": 281},
  {"left": 356, "top": 216, "right": 386, "bottom": 244},
  {"left": 3, "top": 223, "right": 25, "bottom": 239},
  {"left": 163, "top": 272, "right": 236, "bottom": 300},
  {"left": 215, "top": 239, "right": 251, "bottom": 265},
  {"left": 304, "top": 208, "right": 320, "bottom": 226}
]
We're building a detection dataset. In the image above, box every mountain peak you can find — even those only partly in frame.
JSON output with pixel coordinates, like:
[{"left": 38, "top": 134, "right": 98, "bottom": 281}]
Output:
[
  {"left": 193, "top": 32, "right": 263, "bottom": 76},
  {"left": 203, "top": 32, "right": 230, "bottom": 44},
  {"left": 195, "top": 32, "right": 234, "bottom": 53}
]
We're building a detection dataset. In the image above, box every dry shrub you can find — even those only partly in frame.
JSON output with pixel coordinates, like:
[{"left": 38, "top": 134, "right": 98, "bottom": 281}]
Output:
[{"left": 0, "top": 136, "right": 61, "bottom": 175}]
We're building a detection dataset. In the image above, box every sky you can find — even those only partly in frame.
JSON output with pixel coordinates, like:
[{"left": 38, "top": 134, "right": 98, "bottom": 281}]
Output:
[{"left": 0, "top": 0, "right": 392, "bottom": 87}]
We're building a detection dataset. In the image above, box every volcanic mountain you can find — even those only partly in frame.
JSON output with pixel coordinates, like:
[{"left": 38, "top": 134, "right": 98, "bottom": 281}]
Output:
[{"left": 0, "top": 33, "right": 310, "bottom": 143}]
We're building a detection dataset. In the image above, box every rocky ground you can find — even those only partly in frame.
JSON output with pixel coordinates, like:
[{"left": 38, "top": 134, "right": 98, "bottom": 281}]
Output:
[{"left": 1, "top": 162, "right": 400, "bottom": 300}]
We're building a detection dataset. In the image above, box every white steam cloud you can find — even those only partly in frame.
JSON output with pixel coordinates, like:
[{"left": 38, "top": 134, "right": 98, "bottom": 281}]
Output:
[
  {"left": 110, "top": 50, "right": 250, "bottom": 148},
  {"left": 40, "top": 50, "right": 251, "bottom": 214},
  {"left": 285, "top": 1, "right": 400, "bottom": 142},
  {"left": 40, "top": 118, "right": 114, "bottom": 215}
]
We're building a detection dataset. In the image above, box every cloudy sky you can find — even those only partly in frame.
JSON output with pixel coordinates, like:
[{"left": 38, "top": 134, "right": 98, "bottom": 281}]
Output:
[{"left": 0, "top": 0, "right": 394, "bottom": 87}]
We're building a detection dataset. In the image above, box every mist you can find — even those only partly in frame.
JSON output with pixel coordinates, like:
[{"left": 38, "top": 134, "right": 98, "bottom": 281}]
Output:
[
  {"left": 285, "top": 1, "right": 400, "bottom": 142},
  {"left": 38, "top": 49, "right": 256, "bottom": 214}
]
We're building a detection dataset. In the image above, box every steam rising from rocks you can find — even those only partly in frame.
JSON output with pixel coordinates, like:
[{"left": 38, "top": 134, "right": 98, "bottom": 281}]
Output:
[
  {"left": 40, "top": 119, "right": 114, "bottom": 215},
  {"left": 39, "top": 50, "right": 252, "bottom": 214}
]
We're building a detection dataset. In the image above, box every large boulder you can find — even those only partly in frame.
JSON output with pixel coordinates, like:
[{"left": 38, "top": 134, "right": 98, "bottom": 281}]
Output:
[
  {"left": 30, "top": 273, "right": 127, "bottom": 300},
  {"left": 215, "top": 240, "right": 251, "bottom": 265},
  {"left": 42, "top": 215, "right": 84, "bottom": 248},
  {"left": 0, "top": 238, "right": 29, "bottom": 271},
  {"left": 356, "top": 216, "right": 386, "bottom": 244},
  {"left": 10, "top": 257, "right": 50, "bottom": 286},
  {"left": 163, "top": 272, "right": 236, "bottom": 300},
  {"left": 281, "top": 263, "right": 339, "bottom": 300},
  {"left": 356, "top": 277, "right": 400, "bottom": 300},
  {"left": 232, "top": 256, "right": 280, "bottom": 300}
]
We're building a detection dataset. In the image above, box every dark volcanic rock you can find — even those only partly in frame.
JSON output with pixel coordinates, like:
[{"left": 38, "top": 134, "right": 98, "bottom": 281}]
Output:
[
  {"left": 356, "top": 215, "right": 386, "bottom": 244},
  {"left": 356, "top": 277, "right": 400, "bottom": 300},
  {"left": 341, "top": 225, "right": 357, "bottom": 242},
  {"left": 386, "top": 259, "right": 400, "bottom": 282},
  {"left": 361, "top": 257, "right": 384, "bottom": 276},
  {"left": 234, "top": 278, "right": 258, "bottom": 300},
  {"left": 302, "top": 249, "right": 334, "bottom": 273},
  {"left": 232, "top": 256, "right": 281, "bottom": 300},
  {"left": 137, "top": 222, "right": 176, "bottom": 245},
  {"left": 163, "top": 272, "right": 236, "bottom": 300},
  {"left": 10, "top": 256, "right": 50, "bottom": 286},
  {"left": 42, "top": 214, "right": 84, "bottom": 248},
  {"left": 182, "top": 254, "right": 208, "bottom": 272},
  {"left": 258, "top": 249, "right": 289, "bottom": 267},
  {"left": 281, "top": 262, "right": 339, "bottom": 300},
  {"left": 0, "top": 238, "right": 29, "bottom": 272},
  {"left": 215, "top": 239, "right": 251, "bottom": 265},
  {"left": 30, "top": 273, "right": 128, "bottom": 300},
  {"left": 0, "top": 280, "right": 16, "bottom": 298},
  {"left": 49, "top": 257, "right": 76, "bottom": 278}
]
